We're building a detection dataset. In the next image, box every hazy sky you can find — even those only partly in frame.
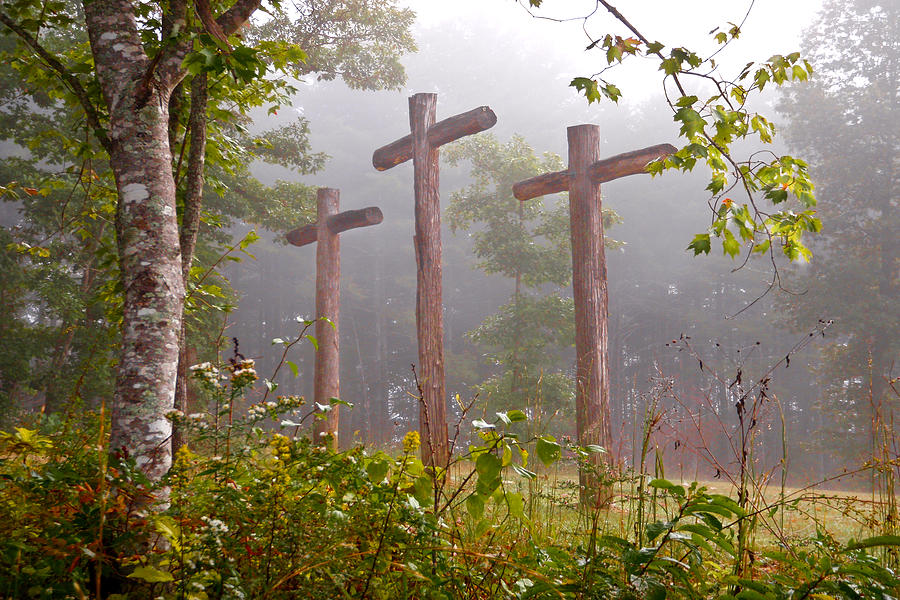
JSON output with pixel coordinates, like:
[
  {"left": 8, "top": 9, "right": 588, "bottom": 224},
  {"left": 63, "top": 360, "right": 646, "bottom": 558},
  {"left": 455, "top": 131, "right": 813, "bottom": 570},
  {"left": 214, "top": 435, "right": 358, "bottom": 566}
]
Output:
[{"left": 406, "top": 0, "right": 826, "bottom": 100}]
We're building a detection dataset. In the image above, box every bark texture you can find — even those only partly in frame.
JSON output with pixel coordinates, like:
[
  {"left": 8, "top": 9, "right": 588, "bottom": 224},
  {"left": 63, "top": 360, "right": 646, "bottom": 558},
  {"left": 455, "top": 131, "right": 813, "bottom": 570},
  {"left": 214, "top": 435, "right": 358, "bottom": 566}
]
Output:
[
  {"left": 174, "top": 73, "right": 209, "bottom": 454},
  {"left": 83, "top": 0, "right": 184, "bottom": 480},
  {"left": 313, "top": 188, "right": 341, "bottom": 449},
  {"left": 77, "top": 0, "right": 262, "bottom": 481},
  {"left": 410, "top": 93, "right": 449, "bottom": 468},
  {"left": 373, "top": 94, "right": 496, "bottom": 466}
]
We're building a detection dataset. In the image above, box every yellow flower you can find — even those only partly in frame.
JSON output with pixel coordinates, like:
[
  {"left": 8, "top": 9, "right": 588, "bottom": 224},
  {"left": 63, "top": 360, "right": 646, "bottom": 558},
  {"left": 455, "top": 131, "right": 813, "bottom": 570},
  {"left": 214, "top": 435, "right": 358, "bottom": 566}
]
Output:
[{"left": 402, "top": 430, "right": 420, "bottom": 454}]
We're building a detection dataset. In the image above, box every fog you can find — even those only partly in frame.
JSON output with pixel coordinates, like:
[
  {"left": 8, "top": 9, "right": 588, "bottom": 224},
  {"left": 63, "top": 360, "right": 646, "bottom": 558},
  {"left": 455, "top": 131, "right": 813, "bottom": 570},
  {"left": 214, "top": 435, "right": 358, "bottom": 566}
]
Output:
[
  {"left": 205, "top": 0, "right": 897, "bottom": 486},
  {"left": 1, "top": 0, "right": 894, "bottom": 488}
]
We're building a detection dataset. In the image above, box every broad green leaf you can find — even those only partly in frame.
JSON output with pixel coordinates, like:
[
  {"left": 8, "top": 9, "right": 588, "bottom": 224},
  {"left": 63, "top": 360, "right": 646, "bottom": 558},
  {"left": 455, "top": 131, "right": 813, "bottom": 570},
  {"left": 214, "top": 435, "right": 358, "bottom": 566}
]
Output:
[
  {"left": 511, "top": 463, "right": 536, "bottom": 480},
  {"left": 413, "top": 475, "right": 432, "bottom": 505},
  {"left": 286, "top": 360, "right": 299, "bottom": 378},
  {"left": 506, "top": 409, "right": 527, "bottom": 422},
  {"left": 506, "top": 492, "right": 525, "bottom": 519},
  {"left": 366, "top": 459, "right": 389, "bottom": 483},
  {"left": 475, "top": 452, "right": 502, "bottom": 481},
  {"left": 647, "top": 478, "right": 685, "bottom": 497},
  {"left": 722, "top": 229, "right": 741, "bottom": 258},
  {"left": 128, "top": 566, "right": 174, "bottom": 583},
  {"left": 535, "top": 436, "right": 561, "bottom": 466},
  {"left": 466, "top": 493, "right": 485, "bottom": 520},
  {"left": 687, "top": 233, "right": 711, "bottom": 255}
]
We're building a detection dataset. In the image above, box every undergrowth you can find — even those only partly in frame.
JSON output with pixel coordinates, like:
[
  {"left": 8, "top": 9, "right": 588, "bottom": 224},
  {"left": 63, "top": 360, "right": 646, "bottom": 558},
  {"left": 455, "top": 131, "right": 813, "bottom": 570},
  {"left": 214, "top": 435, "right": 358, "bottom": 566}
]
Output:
[{"left": 1, "top": 354, "right": 899, "bottom": 599}]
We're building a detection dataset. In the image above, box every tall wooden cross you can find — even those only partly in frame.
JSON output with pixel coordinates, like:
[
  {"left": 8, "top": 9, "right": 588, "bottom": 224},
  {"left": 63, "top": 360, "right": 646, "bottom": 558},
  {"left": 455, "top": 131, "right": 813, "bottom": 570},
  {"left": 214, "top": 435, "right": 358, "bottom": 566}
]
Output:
[
  {"left": 286, "top": 187, "right": 383, "bottom": 449},
  {"left": 513, "top": 124, "right": 675, "bottom": 494},
  {"left": 373, "top": 93, "right": 497, "bottom": 467}
]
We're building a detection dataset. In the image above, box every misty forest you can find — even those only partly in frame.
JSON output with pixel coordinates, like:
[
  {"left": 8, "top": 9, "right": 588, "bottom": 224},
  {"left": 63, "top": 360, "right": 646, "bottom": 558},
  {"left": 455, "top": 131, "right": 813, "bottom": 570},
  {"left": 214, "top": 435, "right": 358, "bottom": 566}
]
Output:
[{"left": 0, "top": 0, "right": 897, "bottom": 597}]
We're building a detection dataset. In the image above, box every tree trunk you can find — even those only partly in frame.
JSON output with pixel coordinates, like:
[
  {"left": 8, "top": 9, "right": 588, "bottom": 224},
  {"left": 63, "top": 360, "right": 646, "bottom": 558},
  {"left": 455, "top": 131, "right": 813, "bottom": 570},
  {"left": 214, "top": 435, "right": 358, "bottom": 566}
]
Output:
[
  {"left": 174, "top": 73, "right": 209, "bottom": 455},
  {"left": 83, "top": 1, "right": 185, "bottom": 481}
]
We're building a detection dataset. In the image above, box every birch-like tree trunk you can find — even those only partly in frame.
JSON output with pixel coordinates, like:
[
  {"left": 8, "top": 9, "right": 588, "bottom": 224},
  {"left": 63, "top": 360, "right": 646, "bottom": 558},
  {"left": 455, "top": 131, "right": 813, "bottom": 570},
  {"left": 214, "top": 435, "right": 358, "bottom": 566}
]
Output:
[
  {"left": 81, "top": 0, "right": 260, "bottom": 480},
  {"left": 82, "top": 1, "right": 184, "bottom": 480}
]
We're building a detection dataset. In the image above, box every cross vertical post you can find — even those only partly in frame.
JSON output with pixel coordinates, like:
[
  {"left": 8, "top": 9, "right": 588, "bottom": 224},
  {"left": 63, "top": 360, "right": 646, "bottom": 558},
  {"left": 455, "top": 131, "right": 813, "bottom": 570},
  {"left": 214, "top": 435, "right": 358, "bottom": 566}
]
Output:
[
  {"left": 286, "top": 187, "right": 383, "bottom": 449},
  {"left": 513, "top": 126, "right": 676, "bottom": 499},
  {"left": 567, "top": 125, "right": 612, "bottom": 474},
  {"left": 373, "top": 93, "right": 497, "bottom": 467}
]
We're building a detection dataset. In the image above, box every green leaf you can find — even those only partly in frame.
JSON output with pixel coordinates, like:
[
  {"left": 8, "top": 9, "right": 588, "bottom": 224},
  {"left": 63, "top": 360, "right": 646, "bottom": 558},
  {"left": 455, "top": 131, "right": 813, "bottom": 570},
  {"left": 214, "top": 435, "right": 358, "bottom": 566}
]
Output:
[
  {"left": 506, "top": 410, "right": 527, "bottom": 422},
  {"left": 687, "top": 233, "right": 711, "bottom": 255},
  {"left": 722, "top": 229, "right": 741, "bottom": 258},
  {"left": 472, "top": 419, "right": 495, "bottom": 429},
  {"left": 675, "top": 95, "right": 698, "bottom": 108},
  {"left": 645, "top": 520, "right": 671, "bottom": 542},
  {"left": 466, "top": 493, "right": 485, "bottom": 520},
  {"left": 511, "top": 463, "right": 536, "bottom": 480},
  {"left": 475, "top": 452, "right": 502, "bottom": 481},
  {"left": 506, "top": 491, "right": 525, "bottom": 519},
  {"left": 535, "top": 436, "right": 561, "bottom": 466},
  {"left": 571, "top": 77, "right": 602, "bottom": 104},
  {"left": 128, "top": 566, "right": 174, "bottom": 583},
  {"left": 366, "top": 459, "right": 389, "bottom": 483},
  {"left": 413, "top": 475, "right": 433, "bottom": 505},
  {"left": 305, "top": 335, "right": 318, "bottom": 350},
  {"left": 286, "top": 360, "right": 299, "bottom": 378},
  {"left": 846, "top": 535, "right": 900, "bottom": 551},
  {"left": 647, "top": 478, "right": 685, "bottom": 497},
  {"left": 674, "top": 106, "right": 706, "bottom": 138}
]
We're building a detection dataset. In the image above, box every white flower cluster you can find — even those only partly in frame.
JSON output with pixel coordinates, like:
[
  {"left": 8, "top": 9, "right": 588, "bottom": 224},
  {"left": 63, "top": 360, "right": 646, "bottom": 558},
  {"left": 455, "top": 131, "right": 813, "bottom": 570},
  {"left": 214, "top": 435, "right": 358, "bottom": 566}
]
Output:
[
  {"left": 189, "top": 362, "right": 221, "bottom": 388},
  {"left": 165, "top": 409, "right": 184, "bottom": 421},
  {"left": 230, "top": 358, "right": 258, "bottom": 387},
  {"left": 246, "top": 395, "right": 304, "bottom": 421},
  {"left": 200, "top": 515, "right": 229, "bottom": 535},
  {"left": 247, "top": 401, "right": 277, "bottom": 420}
]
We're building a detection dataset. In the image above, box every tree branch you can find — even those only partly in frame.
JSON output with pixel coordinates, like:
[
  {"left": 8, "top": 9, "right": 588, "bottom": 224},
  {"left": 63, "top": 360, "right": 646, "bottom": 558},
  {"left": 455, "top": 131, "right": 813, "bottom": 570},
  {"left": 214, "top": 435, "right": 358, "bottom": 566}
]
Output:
[
  {"left": 0, "top": 10, "right": 111, "bottom": 153},
  {"left": 217, "top": 0, "right": 263, "bottom": 37}
]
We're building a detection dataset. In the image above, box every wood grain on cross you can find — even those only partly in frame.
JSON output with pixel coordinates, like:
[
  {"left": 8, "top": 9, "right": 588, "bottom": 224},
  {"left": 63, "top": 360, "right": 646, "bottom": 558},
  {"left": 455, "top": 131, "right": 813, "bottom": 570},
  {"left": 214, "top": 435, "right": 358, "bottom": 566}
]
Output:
[
  {"left": 286, "top": 188, "right": 383, "bottom": 449},
  {"left": 373, "top": 93, "right": 497, "bottom": 467},
  {"left": 513, "top": 125, "right": 675, "bottom": 495}
]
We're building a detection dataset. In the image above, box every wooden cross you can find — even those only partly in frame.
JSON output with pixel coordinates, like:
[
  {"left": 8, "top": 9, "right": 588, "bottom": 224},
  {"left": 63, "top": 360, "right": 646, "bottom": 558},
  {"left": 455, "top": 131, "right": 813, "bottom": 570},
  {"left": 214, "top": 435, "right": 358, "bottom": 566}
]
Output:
[
  {"left": 513, "top": 124, "right": 675, "bottom": 494},
  {"left": 286, "top": 187, "right": 383, "bottom": 449},
  {"left": 373, "top": 93, "right": 497, "bottom": 466}
]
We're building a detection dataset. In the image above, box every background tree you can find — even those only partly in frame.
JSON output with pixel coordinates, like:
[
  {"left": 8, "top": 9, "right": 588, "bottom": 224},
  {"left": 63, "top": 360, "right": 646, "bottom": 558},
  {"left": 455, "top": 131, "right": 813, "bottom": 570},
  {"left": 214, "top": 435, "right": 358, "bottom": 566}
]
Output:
[{"left": 776, "top": 0, "right": 898, "bottom": 460}]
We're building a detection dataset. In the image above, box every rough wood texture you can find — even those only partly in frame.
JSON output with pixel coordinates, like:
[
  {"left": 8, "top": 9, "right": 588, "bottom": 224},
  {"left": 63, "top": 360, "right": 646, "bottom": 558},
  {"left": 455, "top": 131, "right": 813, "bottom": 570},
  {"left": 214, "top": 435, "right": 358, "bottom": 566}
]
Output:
[
  {"left": 513, "top": 143, "right": 676, "bottom": 201},
  {"left": 409, "top": 93, "right": 450, "bottom": 467},
  {"left": 372, "top": 105, "right": 497, "bottom": 171},
  {"left": 512, "top": 126, "right": 675, "bottom": 502},
  {"left": 286, "top": 207, "right": 383, "bottom": 247},
  {"left": 566, "top": 125, "right": 613, "bottom": 489},
  {"left": 512, "top": 170, "right": 570, "bottom": 201},
  {"left": 372, "top": 94, "right": 496, "bottom": 467},
  {"left": 588, "top": 143, "right": 677, "bottom": 183},
  {"left": 312, "top": 188, "right": 341, "bottom": 450},
  {"left": 287, "top": 189, "right": 383, "bottom": 450}
]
